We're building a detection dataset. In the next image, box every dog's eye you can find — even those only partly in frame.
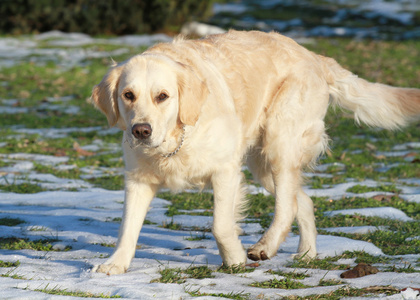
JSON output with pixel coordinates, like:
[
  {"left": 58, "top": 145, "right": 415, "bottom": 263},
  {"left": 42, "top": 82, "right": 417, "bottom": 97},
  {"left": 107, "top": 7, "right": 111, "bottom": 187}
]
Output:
[
  {"left": 156, "top": 92, "right": 168, "bottom": 102},
  {"left": 124, "top": 91, "right": 135, "bottom": 101}
]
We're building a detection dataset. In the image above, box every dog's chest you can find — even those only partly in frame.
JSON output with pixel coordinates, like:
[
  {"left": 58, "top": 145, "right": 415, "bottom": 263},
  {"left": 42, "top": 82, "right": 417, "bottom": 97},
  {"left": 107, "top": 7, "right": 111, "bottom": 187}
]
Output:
[{"left": 157, "top": 155, "right": 213, "bottom": 191}]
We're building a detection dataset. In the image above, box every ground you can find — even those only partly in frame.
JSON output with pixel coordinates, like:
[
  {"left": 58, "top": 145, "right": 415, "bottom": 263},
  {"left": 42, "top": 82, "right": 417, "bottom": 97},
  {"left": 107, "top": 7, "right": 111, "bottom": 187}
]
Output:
[{"left": 0, "top": 32, "right": 419, "bottom": 299}]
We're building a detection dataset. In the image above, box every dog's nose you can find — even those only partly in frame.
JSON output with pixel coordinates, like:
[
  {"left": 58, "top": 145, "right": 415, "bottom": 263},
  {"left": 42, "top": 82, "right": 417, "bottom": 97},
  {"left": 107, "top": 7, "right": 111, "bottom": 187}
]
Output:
[{"left": 132, "top": 123, "right": 152, "bottom": 140}]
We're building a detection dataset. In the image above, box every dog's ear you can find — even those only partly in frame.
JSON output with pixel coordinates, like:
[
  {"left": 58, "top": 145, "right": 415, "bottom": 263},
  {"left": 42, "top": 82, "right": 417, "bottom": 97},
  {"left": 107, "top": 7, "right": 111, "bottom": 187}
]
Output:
[
  {"left": 90, "top": 64, "right": 124, "bottom": 127},
  {"left": 177, "top": 64, "right": 208, "bottom": 126}
]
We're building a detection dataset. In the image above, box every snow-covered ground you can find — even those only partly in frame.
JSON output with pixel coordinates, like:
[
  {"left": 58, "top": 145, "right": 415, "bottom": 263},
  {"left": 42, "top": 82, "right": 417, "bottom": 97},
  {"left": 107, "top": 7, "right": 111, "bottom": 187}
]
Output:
[
  {"left": 0, "top": 175, "right": 419, "bottom": 299},
  {"left": 0, "top": 31, "right": 419, "bottom": 299}
]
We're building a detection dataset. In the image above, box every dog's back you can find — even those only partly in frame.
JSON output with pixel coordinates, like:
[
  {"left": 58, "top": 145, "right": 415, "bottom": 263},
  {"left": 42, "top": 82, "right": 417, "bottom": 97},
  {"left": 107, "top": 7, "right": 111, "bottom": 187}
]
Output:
[
  {"left": 152, "top": 30, "right": 420, "bottom": 134},
  {"left": 149, "top": 30, "right": 332, "bottom": 144}
]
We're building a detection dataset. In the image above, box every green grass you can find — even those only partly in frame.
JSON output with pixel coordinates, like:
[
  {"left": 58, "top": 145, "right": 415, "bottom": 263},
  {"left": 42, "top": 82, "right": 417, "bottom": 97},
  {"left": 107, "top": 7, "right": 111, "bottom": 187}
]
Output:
[
  {"left": 346, "top": 184, "right": 401, "bottom": 194},
  {"left": 107, "top": 217, "right": 122, "bottom": 223},
  {"left": 266, "top": 269, "right": 309, "bottom": 280},
  {"left": 160, "top": 191, "right": 276, "bottom": 223},
  {"left": 76, "top": 152, "right": 124, "bottom": 169},
  {"left": 312, "top": 151, "right": 420, "bottom": 183},
  {"left": 1, "top": 268, "right": 26, "bottom": 280},
  {"left": 309, "top": 175, "right": 347, "bottom": 189},
  {"left": 317, "top": 214, "right": 389, "bottom": 228},
  {"left": 312, "top": 195, "right": 420, "bottom": 255},
  {"left": 87, "top": 175, "right": 124, "bottom": 190},
  {"left": 143, "top": 219, "right": 157, "bottom": 225},
  {"left": 384, "top": 164, "right": 420, "bottom": 179},
  {"left": 1, "top": 135, "right": 74, "bottom": 155},
  {"left": 0, "top": 260, "right": 20, "bottom": 268},
  {"left": 184, "top": 232, "right": 210, "bottom": 241},
  {"left": 250, "top": 277, "right": 309, "bottom": 289},
  {"left": 98, "top": 243, "right": 116, "bottom": 248},
  {"left": 158, "top": 192, "right": 214, "bottom": 215},
  {"left": 313, "top": 196, "right": 419, "bottom": 220},
  {"left": 0, "top": 182, "right": 46, "bottom": 194},
  {"left": 308, "top": 39, "right": 420, "bottom": 88},
  {"left": 286, "top": 250, "right": 393, "bottom": 271},
  {"left": 283, "top": 285, "right": 400, "bottom": 299},
  {"left": 0, "top": 217, "right": 25, "bottom": 227},
  {"left": 287, "top": 256, "right": 350, "bottom": 271},
  {"left": 151, "top": 267, "right": 186, "bottom": 284},
  {"left": 384, "top": 264, "right": 419, "bottom": 273},
  {"left": 33, "top": 284, "right": 121, "bottom": 298},
  {"left": 186, "top": 287, "right": 249, "bottom": 299},
  {"left": 288, "top": 251, "right": 412, "bottom": 279},
  {"left": 160, "top": 219, "right": 182, "bottom": 230},
  {"left": 217, "top": 264, "right": 255, "bottom": 274},
  {"left": 339, "top": 251, "right": 391, "bottom": 265},
  {"left": 151, "top": 265, "right": 215, "bottom": 284},
  {"left": 184, "top": 265, "right": 214, "bottom": 279},
  {"left": 33, "top": 163, "right": 81, "bottom": 180},
  {"left": 318, "top": 220, "right": 420, "bottom": 255},
  {"left": 246, "top": 193, "right": 275, "bottom": 218},
  {"left": 318, "top": 279, "right": 344, "bottom": 286},
  {"left": 0, "top": 237, "right": 71, "bottom": 251}
]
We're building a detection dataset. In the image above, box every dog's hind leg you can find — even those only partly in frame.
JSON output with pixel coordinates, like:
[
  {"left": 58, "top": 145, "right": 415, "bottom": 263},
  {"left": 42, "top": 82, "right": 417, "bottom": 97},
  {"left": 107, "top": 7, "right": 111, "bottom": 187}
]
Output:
[
  {"left": 247, "top": 149, "right": 318, "bottom": 260},
  {"left": 295, "top": 188, "right": 317, "bottom": 259},
  {"left": 246, "top": 145, "right": 275, "bottom": 195},
  {"left": 247, "top": 155, "right": 301, "bottom": 261},
  {"left": 247, "top": 77, "right": 328, "bottom": 261}
]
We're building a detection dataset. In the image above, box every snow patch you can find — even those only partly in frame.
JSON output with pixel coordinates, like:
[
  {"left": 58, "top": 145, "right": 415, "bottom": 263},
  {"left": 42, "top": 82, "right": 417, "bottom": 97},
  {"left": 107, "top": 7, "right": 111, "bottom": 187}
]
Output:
[{"left": 324, "top": 207, "right": 413, "bottom": 221}]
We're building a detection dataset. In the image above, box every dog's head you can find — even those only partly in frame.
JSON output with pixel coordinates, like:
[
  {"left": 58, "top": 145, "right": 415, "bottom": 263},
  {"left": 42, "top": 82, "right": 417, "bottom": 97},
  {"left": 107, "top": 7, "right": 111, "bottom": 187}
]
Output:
[{"left": 90, "top": 54, "right": 208, "bottom": 149}]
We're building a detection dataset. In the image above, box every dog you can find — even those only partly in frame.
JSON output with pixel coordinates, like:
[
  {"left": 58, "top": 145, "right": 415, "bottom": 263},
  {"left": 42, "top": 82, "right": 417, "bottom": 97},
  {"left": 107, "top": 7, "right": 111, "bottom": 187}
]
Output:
[{"left": 90, "top": 30, "right": 420, "bottom": 274}]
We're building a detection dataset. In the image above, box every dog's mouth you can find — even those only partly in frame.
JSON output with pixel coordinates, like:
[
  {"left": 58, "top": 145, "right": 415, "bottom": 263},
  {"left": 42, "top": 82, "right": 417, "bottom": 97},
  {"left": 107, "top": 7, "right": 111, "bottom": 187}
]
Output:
[
  {"left": 124, "top": 124, "right": 184, "bottom": 157},
  {"left": 126, "top": 138, "right": 154, "bottom": 150},
  {"left": 125, "top": 132, "right": 163, "bottom": 150}
]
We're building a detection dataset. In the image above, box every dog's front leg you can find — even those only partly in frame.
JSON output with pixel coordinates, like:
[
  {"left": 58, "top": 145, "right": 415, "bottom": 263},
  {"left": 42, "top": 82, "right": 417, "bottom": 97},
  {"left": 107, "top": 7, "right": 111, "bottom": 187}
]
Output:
[
  {"left": 93, "top": 180, "right": 157, "bottom": 275},
  {"left": 211, "top": 167, "right": 247, "bottom": 267}
]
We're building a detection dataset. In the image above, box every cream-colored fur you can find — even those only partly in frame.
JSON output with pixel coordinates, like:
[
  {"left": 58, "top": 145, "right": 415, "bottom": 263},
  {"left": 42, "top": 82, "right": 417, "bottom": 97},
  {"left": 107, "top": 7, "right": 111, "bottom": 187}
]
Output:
[{"left": 90, "top": 30, "right": 420, "bottom": 275}]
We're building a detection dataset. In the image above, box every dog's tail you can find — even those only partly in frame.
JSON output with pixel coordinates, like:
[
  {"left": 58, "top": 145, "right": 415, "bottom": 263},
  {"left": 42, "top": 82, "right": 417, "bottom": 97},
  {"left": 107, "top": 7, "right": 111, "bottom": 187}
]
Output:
[{"left": 322, "top": 56, "right": 420, "bottom": 129}]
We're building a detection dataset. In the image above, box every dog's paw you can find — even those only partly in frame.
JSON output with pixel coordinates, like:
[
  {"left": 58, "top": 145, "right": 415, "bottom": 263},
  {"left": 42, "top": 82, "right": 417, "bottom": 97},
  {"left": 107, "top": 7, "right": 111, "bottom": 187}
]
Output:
[
  {"left": 221, "top": 250, "right": 247, "bottom": 267},
  {"left": 247, "top": 249, "right": 269, "bottom": 261},
  {"left": 247, "top": 242, "right": 276, "bottom": 261},
  {"left": 92, "top": 263, "right": 126, "bottom": 275}
]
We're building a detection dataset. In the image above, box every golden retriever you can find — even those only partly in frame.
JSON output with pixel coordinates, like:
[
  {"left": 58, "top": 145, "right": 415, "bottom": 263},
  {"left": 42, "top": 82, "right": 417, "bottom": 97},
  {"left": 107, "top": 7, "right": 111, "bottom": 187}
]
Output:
[{"left": 90, "top": 30, "right": 420, "bottom": 274}]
